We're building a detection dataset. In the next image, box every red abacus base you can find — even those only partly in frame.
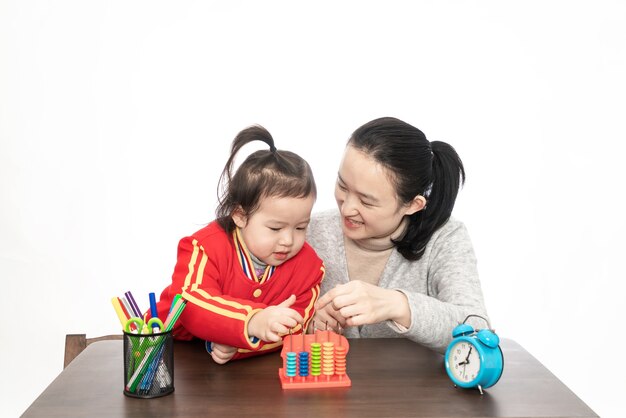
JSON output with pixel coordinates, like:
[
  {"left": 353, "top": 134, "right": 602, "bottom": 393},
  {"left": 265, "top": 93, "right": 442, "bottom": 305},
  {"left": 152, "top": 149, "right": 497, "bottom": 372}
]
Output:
[{"left": 278, "top": 330, "right": 351, "bottom": 389}]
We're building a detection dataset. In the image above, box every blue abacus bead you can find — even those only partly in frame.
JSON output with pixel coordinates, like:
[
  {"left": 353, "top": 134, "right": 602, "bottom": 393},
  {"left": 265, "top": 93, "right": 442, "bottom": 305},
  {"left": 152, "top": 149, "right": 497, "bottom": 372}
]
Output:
[
  {"left": 298, "top": 352, "right": 309, "bottom": 377},
  {"left": 285, "top": 352, "right": 297, "bottom": 377}
]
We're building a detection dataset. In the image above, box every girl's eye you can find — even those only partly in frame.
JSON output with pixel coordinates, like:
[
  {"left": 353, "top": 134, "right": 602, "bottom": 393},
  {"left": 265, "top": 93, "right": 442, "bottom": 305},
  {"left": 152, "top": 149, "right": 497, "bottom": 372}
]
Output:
[
  {"left": 269, "top": 227, "right": 281, "bottom": 232},
  {"left": 337, "top": 183, "right": 347, "bottom": 191}
]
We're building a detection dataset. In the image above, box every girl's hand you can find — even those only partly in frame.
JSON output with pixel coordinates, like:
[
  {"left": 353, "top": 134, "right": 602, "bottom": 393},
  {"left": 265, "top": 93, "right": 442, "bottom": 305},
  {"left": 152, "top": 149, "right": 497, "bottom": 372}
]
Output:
[
  {"left": 315, "top": 281, "right": 410, "bottom": 328},
  {"left": 210, "top": 342, "right": 238, "bottom": 364},
  {"left": 248, "top": 295, "right": 304, "bottom": 342}
]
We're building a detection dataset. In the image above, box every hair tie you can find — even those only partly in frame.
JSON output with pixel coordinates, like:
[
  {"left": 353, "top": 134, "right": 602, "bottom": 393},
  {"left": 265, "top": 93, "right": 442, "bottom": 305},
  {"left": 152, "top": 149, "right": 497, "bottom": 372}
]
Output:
[{"left": 269, "top": 144, "right": 277, "bottom": 153}]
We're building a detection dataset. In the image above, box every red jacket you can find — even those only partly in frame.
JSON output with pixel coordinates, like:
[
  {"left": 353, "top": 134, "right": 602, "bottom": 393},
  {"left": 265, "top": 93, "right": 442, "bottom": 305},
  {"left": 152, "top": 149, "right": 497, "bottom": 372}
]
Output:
[{"left": 156, "top": 221, "right": 325, "bottom": 359}]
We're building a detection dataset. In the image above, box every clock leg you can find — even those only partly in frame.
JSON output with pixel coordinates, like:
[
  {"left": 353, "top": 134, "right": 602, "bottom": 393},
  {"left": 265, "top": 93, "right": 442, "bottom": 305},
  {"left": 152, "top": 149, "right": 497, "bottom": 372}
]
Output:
[{"left": 477, "top": 385, "right": 483, "bottom": 395}]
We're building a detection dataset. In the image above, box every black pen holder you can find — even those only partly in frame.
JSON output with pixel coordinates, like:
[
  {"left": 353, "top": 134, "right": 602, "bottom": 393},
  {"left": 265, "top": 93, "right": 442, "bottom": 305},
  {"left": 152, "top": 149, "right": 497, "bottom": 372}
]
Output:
[{"left": 123, "top": 330, "right": 174, "bottom": 398}]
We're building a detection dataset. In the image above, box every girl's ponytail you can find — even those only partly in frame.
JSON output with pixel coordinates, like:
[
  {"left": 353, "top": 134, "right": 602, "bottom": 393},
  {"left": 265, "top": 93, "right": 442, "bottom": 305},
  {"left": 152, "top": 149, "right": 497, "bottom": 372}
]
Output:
[
  {"left": 218, "top": 126, "right": 276, "bottom": 194},
  {"left": 215, "top": 125, "right": 316, "bottom": 233}
]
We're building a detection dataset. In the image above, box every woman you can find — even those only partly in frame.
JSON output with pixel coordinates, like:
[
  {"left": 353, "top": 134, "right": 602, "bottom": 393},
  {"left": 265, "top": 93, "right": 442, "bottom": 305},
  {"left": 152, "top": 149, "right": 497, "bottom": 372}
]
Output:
[{"left": 308, "top": 117, "right": 488, "bottom": 353}]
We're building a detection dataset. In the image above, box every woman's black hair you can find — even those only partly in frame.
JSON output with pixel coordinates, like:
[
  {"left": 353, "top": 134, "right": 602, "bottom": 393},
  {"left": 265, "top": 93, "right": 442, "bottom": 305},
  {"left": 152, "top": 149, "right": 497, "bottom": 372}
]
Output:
[
  {"left": 216, "top": 125, "right": 317, "bottom": 232},
  {"left": 348, "top": 117, "right": 465, "bottom": 261}
]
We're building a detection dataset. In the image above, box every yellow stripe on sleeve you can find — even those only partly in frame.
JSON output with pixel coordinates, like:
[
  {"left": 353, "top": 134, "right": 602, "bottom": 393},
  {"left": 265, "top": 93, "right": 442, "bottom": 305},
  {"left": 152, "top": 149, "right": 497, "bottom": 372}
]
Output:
[
  {"left": 182, "top": 239, "right": 200, "bottom": 292},
  {"left": 302, "top": 285, "right": 319, "bottom": 321},
  {"left": 191, "top": 250, "right": 208, "bottom": 291},
  {"left": 182, "top": 291, "right": 248, "bottom": 322},
  {"left": 182, "top": 291, "right": 263, "bottom": 350},
  {"left": 194, "top": 288, "right": 256, "bottom": 315}
]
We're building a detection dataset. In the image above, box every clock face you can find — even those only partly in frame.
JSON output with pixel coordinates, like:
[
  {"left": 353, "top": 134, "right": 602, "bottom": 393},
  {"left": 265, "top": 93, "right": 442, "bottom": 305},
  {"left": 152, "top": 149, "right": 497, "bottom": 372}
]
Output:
[{"left": 448, "top": 341, "right": 481, "bottom": 383}]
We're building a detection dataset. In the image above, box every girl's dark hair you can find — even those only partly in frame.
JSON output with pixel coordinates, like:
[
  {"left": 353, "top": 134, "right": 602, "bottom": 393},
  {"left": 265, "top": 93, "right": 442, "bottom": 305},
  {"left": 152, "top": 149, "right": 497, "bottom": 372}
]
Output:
[
  {"left": 349, "top": 117, "right": 465, "bottom": 261},
  {"left": 216, "top": 125, "right": 317, "bottom": 232}
]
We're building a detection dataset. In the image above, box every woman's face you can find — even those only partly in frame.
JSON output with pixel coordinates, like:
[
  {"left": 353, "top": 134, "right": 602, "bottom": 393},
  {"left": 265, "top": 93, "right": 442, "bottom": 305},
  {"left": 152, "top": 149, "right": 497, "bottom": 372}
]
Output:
[{"left": 334, "top": 145, "right": 422, "bottom": 242}]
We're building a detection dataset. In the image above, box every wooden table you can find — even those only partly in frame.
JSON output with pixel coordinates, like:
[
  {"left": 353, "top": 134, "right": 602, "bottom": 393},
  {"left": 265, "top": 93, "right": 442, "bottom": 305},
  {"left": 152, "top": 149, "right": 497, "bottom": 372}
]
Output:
[{"left": 22, "top": 338, "right": 597, "bottom": 417}]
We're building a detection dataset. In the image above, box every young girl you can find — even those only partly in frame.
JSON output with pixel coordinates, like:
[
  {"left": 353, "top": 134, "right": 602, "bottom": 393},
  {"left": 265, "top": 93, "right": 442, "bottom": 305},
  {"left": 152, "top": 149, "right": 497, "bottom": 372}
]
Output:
[
  {"left": 154, "top": 125, "right": 324, "bottom": 364},
  {"left": 308, "top": 117, "right": 488, "bottom": 353}
]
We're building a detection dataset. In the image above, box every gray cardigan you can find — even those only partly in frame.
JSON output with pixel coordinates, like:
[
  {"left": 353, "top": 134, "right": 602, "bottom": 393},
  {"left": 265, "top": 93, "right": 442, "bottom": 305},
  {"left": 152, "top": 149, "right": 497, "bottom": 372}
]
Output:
[{"left": 306, "top": 209, "right": 488, "bottom": 353}]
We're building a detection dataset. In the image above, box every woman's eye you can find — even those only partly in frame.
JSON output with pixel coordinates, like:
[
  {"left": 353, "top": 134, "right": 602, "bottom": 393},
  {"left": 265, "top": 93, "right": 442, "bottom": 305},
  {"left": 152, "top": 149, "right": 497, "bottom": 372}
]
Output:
[
  {"left": 269, "top": 227, "right": 281, "bottom": 232},
  {"left": 361, "top": 201, "right": 373, "bottom": 207}
]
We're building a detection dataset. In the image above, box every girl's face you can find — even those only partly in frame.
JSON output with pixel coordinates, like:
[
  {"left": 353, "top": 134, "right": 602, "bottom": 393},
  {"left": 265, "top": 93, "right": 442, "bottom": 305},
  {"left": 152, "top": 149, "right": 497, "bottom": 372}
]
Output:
[
  {"left": 335, "top": 145, "right": 424, "bottom": 242},
  {"left": 232, "top": 194, "right": 315, "bottom": 266}
]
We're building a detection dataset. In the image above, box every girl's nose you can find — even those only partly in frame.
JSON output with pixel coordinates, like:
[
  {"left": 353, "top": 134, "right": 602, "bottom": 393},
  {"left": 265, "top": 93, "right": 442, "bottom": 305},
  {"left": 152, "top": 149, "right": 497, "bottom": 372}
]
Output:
[{"left": 278, "top": 230, "right": 293, "bottom": 246}]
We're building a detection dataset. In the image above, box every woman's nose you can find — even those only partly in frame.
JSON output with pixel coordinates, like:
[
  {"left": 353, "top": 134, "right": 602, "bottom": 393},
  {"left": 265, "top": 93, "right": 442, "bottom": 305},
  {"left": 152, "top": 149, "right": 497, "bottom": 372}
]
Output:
[{"left": 339, "top": 194, "right": 358, "bottom": 217}]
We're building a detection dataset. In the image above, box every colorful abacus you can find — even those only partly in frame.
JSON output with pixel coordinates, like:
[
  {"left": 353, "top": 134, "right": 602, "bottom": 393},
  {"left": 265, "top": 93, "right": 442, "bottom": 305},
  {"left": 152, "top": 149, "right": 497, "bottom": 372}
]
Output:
[{"left": 278, "top": 329, "right": 351, "bottom": 389}]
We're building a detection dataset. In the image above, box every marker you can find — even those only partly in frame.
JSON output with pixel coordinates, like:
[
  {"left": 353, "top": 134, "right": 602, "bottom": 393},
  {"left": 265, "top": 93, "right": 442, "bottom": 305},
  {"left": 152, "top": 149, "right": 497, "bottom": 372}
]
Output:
[
  {"left": 111, "top": 297, "right": 136, "bottom": 332},
  {"left": 118, "top": 297, "right": 134, "bottom": 326},
  {"left": 142, "top": 314, "right": 150, "bottom": 334},
  {"left": 126, "top": 345, "right": 156, "bottom": 392},
  {"left": 120, "top": 297, "right": 135, "bottom": 320},
  {"left": 164, "top": 298, "right": 187, "bottom": 331},
  {"left": 169, "top": 294, "right": 181, "bottom": 314},
  {"left": 111, "top": 297, "right": 128, "bottom": 327},
  {"left": 125, "top": 291, "right": 142, "bottom": 317},
  {"left": 149, "top": 292, "right": 159, "bottom": 332}
]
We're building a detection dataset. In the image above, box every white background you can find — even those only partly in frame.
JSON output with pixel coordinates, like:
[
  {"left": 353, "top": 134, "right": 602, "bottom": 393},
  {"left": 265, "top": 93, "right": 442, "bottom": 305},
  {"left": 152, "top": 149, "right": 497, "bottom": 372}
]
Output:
[{"left": 2, "top": 1, "right": 625, "bottom": 417}]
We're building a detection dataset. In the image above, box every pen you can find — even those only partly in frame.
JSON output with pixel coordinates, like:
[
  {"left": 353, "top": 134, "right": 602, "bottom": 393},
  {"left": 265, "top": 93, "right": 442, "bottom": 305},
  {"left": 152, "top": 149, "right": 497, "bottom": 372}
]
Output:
[{"left": 149, "top": 293, "right": 159, "bottom": 332}]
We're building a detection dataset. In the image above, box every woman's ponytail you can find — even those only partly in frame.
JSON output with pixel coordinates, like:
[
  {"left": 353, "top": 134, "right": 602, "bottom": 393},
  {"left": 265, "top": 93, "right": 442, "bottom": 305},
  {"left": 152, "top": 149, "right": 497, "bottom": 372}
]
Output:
[
  {"left": 414, "top": 141, "right": 465, "bottom": 252},
  {"left": 349, "top": 117, "right": 465, "bottom": 261},
  {"left": 428, "top": 141, "right": 465, "bottom": 219}
]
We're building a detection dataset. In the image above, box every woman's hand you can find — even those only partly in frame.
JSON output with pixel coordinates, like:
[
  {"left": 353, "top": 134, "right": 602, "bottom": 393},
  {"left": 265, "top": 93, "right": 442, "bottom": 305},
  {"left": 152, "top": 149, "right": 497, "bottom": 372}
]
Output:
[
  {"left": 210, "top": 342, "right": 238, "bottom": 364},
  {"left": 248, "top": 294, "right": 303, "bottom": 342},
  {"left": 315, "top": 281, "right": 411, "bottom": 328},
  {"left": 310, "top": 300, "right": 348, "bottom": 332}
]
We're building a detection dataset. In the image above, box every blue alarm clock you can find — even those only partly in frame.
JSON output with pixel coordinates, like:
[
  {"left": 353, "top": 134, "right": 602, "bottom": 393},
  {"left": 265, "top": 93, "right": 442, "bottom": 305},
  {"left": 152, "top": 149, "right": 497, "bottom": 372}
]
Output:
[{"left": 444, "top": 314, "right": 504, "bottom": 394}]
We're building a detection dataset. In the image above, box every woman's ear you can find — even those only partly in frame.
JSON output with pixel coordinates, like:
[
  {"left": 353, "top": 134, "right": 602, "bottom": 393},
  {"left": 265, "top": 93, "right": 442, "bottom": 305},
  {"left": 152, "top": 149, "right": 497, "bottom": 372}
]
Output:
[
  {"left": 404, "top": 195, "right": 427, "bottom": 216},
  {"left": 231, "top": 206, "right": 248, "bottom": 228}
]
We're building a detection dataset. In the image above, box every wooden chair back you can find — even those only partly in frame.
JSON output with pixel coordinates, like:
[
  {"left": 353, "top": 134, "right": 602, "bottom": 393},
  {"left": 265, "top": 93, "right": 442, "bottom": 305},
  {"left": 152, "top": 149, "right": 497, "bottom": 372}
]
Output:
[{"left": 64, "top": 334, "right": 122, "bottom": 368}]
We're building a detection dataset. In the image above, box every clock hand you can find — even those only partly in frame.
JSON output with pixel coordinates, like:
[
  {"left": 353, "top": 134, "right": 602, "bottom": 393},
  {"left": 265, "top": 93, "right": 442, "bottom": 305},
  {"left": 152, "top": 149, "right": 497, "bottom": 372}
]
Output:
[
  {"left": 464, "top": 346, "right": 473, "bottom": 363},
  {"left": 457, "top": 347, "right": 474, "bottom": 366}
]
